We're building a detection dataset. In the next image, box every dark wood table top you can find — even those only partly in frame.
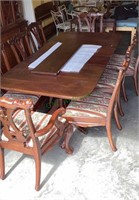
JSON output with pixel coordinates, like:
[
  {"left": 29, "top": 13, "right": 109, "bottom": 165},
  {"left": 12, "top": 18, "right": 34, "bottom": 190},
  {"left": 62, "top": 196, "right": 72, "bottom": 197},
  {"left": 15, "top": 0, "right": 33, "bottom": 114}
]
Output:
[{"left": 1, "top": 32, "right": 122, "bottom": 100}]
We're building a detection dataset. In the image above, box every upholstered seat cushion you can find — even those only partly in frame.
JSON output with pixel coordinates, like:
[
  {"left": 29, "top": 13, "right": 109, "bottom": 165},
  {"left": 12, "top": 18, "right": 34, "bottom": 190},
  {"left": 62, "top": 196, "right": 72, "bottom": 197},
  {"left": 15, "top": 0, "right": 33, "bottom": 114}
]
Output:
[
  {"left": 89, "top": 88, "right": 112, "bottom": 99},
  {"left": 3, "top": 91, "right": 40, "bottom": 105},
  {"left": 1, "top": 110, "right": 65, "bottom": 147},
  {"left": 65, "top": 100, "right": 108, "bottom": 119},
  {"left": 76, "top": 95, "right": 110, "bottom": 106},
  {"left": 108, "top": 54, "right": 136, "bottom": 69},
  {"left": 98, "top": 75, "right": 117, "bottom": 87}
]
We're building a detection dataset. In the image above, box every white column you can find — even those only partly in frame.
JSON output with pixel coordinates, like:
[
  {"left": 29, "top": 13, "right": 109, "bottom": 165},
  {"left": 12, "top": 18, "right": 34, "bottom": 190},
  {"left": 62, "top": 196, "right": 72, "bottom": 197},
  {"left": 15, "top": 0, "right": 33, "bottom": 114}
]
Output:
[{"left": 22, "top": 0, "right": 36, "bottom": 23}]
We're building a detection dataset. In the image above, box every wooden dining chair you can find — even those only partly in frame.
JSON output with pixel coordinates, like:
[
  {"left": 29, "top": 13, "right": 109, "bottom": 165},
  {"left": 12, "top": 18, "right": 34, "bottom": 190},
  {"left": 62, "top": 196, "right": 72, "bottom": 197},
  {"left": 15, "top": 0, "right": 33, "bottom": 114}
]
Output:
[
  {"left": 1, "top": 43, "right": 42, "bottom": 111},
  {"left": 7, "top": 31, "right": 35, "bottom": 63},
  {"left": 0, "top": 97, "right": 73, "bottom": 191},
  {"left": 106, "top": 32, "right": 138, "bottom": 101},
  {"left": 27, "top": 21, "right": 47, "bottom": 51},
  {"left": 63, "top": 59, "right": 129, "bottom": 152}
]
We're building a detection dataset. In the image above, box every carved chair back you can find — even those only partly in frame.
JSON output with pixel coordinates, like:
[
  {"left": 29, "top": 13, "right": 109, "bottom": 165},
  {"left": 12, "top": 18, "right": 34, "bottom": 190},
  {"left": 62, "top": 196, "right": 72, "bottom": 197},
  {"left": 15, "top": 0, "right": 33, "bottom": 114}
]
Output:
[
  {"left": 0, "top": 97, "right": 73, "bottom": 190},
  {"left": 27, "top": 21, "right": 47, "bottom": 51},
  {"left": 7, "top": 31, "right": 34, "bottom": 64}
]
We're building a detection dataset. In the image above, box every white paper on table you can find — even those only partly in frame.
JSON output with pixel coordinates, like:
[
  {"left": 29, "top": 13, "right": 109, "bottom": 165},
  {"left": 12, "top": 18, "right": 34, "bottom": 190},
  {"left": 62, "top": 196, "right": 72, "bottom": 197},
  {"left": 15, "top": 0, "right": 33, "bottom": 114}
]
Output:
[
  {"left": 61, "top": 44, "right": 102, "bottom": 73},
  {"left": 28, "top": 42, "right": 62, "bottom": 69}
]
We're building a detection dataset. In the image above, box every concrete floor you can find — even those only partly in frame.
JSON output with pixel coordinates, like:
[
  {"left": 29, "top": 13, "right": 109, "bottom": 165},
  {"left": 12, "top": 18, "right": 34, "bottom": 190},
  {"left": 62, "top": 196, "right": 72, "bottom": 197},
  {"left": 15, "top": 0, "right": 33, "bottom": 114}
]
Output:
[{"left": 0, "top": 32, "right": 139, "bottom": 200}]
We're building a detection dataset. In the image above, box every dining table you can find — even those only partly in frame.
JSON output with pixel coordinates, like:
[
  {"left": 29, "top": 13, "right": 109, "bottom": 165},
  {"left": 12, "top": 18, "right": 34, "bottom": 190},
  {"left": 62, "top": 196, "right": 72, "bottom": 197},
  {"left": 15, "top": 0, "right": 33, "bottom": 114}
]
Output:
[{"left": 1, "top": 32, "right": 122, "bottom": 101}]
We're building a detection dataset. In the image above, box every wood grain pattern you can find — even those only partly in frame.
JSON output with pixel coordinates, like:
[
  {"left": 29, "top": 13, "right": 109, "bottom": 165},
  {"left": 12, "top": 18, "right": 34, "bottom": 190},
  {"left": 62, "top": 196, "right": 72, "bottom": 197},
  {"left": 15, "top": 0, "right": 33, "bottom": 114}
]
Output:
[{"left": 1, "top": 32, "right": 122, "bottom": 100}]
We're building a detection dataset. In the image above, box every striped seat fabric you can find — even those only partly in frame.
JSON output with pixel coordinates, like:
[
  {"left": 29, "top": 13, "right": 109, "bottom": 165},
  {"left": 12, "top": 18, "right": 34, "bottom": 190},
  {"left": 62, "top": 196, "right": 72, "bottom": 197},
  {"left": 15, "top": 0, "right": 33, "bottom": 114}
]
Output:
[
  {"left": 1, "top": 109, "right": 58, "bottom": 147},
  {"left": 0, "top": 97, "right": 73, "bottom": 191},
  {"left": 3, "top": 91, "right": 40, "bottom": 105}
]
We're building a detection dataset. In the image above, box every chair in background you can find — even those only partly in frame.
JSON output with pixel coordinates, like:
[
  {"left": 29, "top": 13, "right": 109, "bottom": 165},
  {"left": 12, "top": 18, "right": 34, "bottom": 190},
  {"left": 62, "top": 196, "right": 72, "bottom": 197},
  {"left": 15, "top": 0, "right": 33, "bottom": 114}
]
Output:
[
  {"left": 63, "top": 59, "right": 129, "bottom": 152},
  {"left": 0, "top": 97, "right": 73, "bottom": 191},
  {"left": 51, "top": 9, "right": 72, "bottom": 35},
  {"left": 71, "top": 11, "right": 90, "bottom": 32},
  {"left": 27, "top": 21, "right": 47, "bottom": 51}
]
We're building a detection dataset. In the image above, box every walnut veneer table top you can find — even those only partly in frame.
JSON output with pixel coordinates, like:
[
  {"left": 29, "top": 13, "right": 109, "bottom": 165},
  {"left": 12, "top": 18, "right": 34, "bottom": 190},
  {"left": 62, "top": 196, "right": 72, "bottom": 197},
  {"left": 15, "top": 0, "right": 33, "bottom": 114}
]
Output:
[{"left": 1, "top": 32, "right": 122, "bottom": 100}]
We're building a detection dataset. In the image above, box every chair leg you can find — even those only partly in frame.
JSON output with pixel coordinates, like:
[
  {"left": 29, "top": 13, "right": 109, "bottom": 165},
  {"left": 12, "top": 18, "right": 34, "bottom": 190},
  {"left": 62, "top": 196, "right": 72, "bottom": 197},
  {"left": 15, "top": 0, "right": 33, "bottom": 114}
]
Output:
[
  {"left": 122, "top": 78, "right": 128, "bottom": 102},
  {"left": 133, "top": 74, "right": 139, "bottom": 96},
  {"left": 34, "top": 153, "right": 41, "bottom": 191},
  {"left": 114, "top": 103, "right": 122, "bottom": 130},
  {"left": 106, "top": 122, "right": 117, "bottom": 152},
  {"left": 117, "top": 92, "right": 124, "bottom": 116},
  {"left": 0, "top": 147, "right": 5, "bottom": 179}
]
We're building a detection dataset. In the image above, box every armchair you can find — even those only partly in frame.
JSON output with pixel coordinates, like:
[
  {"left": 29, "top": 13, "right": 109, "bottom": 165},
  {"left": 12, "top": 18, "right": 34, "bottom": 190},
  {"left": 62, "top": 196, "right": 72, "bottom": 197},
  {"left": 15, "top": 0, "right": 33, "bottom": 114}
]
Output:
[{"left": 0, "top": 97, "right": 73, "bottom": 191}]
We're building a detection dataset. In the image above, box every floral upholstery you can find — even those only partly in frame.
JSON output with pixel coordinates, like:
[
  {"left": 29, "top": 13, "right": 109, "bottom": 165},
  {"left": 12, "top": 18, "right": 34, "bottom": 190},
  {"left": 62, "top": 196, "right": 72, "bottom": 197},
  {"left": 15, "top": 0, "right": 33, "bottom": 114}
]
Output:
[
  {"left": 1, "top": 110, "right": 65, "bottom": 147},
  {"left": 3, "top": 91, "right": 40, "bottom": 105}
]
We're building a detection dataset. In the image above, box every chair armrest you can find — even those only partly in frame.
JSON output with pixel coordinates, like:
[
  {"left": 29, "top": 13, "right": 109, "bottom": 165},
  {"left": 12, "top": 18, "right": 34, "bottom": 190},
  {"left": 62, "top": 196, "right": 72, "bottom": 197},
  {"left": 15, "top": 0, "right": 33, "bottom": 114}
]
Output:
[{"left": 35, "top": 107, "right": 66, "bottom": 137}]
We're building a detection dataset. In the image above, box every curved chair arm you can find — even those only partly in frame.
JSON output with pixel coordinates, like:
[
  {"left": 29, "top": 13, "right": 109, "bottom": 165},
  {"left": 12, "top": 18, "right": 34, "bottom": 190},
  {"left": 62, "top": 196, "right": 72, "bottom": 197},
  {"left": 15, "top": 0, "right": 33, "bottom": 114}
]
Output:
[{"left": 35, "top": 107, "right": 66, "bottom": 137}]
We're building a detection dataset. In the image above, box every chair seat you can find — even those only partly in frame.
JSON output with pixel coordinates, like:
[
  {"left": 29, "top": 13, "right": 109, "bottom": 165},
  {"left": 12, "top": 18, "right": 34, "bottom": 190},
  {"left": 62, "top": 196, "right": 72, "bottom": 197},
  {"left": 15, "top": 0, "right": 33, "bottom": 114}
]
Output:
[
  {"left": 108, "top": 54, "right": 136, "bottom": 68},
  {"left": 3, "top": 91, "right": 40, "bottom": 105},
  {"left": 98, "top": 75, "right": 117, "bottom": 87},
  {"left": 57, "top": 21, "right": 72, "bottom": 30},
  {"left": 89, "top": 88, "right": 112, "bottom": 99},
  {"left": 65, "top": 100, "right": 108, "bottom": 118},
  {"left": 1, "top": 109, "right": 65, "bottom": 147}
]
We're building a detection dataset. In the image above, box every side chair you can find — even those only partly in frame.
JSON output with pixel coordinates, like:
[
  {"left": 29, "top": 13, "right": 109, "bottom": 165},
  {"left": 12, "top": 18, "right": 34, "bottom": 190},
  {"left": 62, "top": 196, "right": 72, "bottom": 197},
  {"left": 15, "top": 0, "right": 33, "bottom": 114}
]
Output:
[
  {"left": 63, "top": 59, "right": 130, "bottom": 152},
  {"left": 106, "top": 32, "right": 138, "bottom": 101},
  {"left": 0, "top": 97, "right": 73, "bottom": 191},
  {"left": 1, "top": 43, "right": 42, "bottom": 111},
  {"left": 27, "top": 21, "right": 47, "bottom": 51},
  {"left": 7, "top": 31, "right": 35, "bottom": 63},
  {"left": 51, "top": 9, "right": 74, "bottom": 35}
]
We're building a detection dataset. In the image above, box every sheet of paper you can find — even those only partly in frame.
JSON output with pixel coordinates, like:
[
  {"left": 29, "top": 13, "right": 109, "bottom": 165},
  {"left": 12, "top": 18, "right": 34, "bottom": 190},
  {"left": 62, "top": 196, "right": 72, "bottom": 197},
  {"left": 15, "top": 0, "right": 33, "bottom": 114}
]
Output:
[
  {"left": 28, "top": 42, "right": 62, "bottom": 69},
  {"left": 61, "top": 44, "right": 102, "bottom": 73}
]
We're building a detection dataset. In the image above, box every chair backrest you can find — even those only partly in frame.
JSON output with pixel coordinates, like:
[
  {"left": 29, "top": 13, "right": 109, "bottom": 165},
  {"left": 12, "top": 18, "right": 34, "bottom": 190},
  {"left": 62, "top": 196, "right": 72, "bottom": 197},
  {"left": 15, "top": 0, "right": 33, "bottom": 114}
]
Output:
[
  {"left": 71, "top": 11, "right": 90, "bottom": 32},
  {"left": 88, "top": 12, "right": 103, "bottom": 32},
  {"left": 108, "top": 57, "right": 130, "bottom": 115},
  {"left": 27, "top": 22, "right": 46, "bottom": 51},
  {"left": 58, "top": 4, "right": 69, "bottom": 21},
  {"left": 51, "top": 10, "right": 64, "bottom": 26},
  {"left": 0, "top": 97, "right": 35, "bottom": 144},
  {"left": 7, "top": 31, "right": 34, "bottom": 64}
]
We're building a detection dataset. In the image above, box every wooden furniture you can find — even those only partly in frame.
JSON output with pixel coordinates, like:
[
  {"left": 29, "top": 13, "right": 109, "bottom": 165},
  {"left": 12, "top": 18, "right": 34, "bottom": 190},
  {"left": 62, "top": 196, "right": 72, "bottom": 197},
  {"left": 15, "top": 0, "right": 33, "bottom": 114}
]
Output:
[
  {"left": 7, "top": 31, "right": 35, "bottom": 63},
  {"left": 27, "top": 21, "right": 47, "bottom": 51},
  {"left": 34, "top": 2, "right": 56, "bottom": 39},
  {"left": 63, "top": 59, "right": 130, "bottom": 151},
  {"left": 107, "top": 33, "right": 138, "bottom": 100},
  {"left": 1, "top": 41, "right": 43, "bottom": 111},
  {"left": 51, "top": 9, "right": 72, "bottom": 35},
  {"left": 0, "top": 97, "right": 73, "bottom": 191},
  {"left": 1, "top": 32, "right": 122, "bottom": 100},
  {"left": 1, "top": 1, "right": 28, "bottom": 72}
]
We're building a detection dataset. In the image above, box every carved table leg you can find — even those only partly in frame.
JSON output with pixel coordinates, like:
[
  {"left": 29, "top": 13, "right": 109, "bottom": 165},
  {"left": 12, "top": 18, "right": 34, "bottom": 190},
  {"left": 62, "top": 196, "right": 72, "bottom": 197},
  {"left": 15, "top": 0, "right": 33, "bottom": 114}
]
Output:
[{"left": 61, "top": 123, "right": 74, "bottom": 154}]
